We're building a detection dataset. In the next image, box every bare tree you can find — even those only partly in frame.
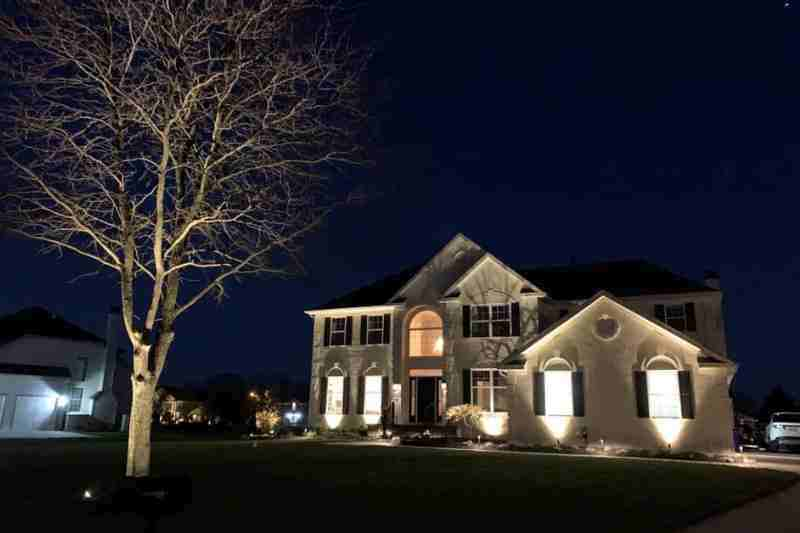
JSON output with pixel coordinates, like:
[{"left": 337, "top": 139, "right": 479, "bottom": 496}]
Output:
[{"left": 0, "top": 0, "right": 367, "bottom": 477}]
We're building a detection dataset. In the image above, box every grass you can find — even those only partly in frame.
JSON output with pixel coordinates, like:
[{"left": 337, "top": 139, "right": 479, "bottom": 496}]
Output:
[{"left": 0, "top": 439, "right": 796, "bottom": 531}]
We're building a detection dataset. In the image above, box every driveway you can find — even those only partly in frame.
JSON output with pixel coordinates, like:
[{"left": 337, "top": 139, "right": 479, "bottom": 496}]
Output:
[
  {"left": 681, "top": 452, "right": 800, "bottom": 532},
  {"left": 0, "top": 430, "right": 97, "bottom": 439}
]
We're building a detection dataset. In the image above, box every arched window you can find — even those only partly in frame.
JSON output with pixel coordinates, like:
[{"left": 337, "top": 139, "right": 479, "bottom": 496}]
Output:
[
  {"left": 409, "top": 311, "right": 443, "bottom": 357},
  {"left": 326, "top": 367, "right": 346, "bottom": 416},
  {"left": 645, "top": 356, "right": 681, "bottom": 419},
  {"left": 543, "top": 358, "right": 574, "bottom": 416}
]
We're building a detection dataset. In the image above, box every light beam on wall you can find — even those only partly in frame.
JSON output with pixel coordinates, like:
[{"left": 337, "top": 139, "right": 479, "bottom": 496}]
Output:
[
  {"left": 652, "top": 418, "right": 685, "bottom": 446},
  {"left": 480, "top": 413, "right": 506, "bottom": 436},
  {"left": 542, "top": 416, "right": 571, "bottom": 440},
  {"left": 324, "top": 414, "right": 343, "bottom": 429}
]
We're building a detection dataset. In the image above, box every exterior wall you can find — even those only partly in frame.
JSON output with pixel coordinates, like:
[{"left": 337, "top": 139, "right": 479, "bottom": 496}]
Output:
[
  {"left": 0, "top": 373, "right": 70, "bottom": 431},
  {"left": 509, "top": 297, "right": 735, "bottom": 452},
  {"left": 0, "top": 336, "right": 106, "bottom": 417}
]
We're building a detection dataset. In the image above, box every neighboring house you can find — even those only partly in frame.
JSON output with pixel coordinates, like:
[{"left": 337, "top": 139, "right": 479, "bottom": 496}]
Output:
[
  {"left": 279, "top": 400, "right": 307, "bottom": 428},
  {"left": 0, "top": 307, "right": 131, "bottom": 432},
  {"left": 306, "top": 234, "right": 737, "bottom": 452},
  {"left": 157, "top": 386, "right": 207, "bottom": 424}
]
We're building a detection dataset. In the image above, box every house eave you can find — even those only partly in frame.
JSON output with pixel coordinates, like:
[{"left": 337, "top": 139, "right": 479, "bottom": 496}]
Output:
[{"left": 305, "top": 303, "right": 406, "bottom": 317}]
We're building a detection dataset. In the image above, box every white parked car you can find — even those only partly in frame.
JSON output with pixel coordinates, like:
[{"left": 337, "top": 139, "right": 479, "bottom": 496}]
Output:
[{"left": 765, "top": 412, "right": 800, "bottom": 452}]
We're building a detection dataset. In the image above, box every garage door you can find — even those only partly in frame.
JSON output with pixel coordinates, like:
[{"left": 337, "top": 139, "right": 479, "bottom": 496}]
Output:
[{"left": 11, "top": 395, "right": 57, "bottom": 431}]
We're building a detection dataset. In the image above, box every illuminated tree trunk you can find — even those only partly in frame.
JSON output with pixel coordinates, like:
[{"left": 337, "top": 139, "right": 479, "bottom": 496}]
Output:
[{"left": 126, "top": 372, "right": 156, "bottom": 477}]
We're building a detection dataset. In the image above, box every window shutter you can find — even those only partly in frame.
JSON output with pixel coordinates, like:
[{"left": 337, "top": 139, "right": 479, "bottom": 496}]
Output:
[
  {"left": 357, "top": 376, "right": 365, "bottom": 415},
  {"left": 383, "top": 313, "right": 391, "bottom": 344},
  {"left": 323, "top": 318, "right": 331, "bottom": 347},
  {"left": 654, "top": 304, "right": 665, "bottom": 323},
  {"left": 462, "top": 369, "right": 471, "bottom": 404},
  {"left": 382, "top": 376, "right": 390, "bottom": 410},
  {"left": 533, "top": 372, "right": 545, "bottom": 416},
  {"left": 319, "top": 377, "right": 327, "bottom": 414},
  {"left": 634, "top": 371, "right": 649, "bottom": 418},
  {"left": 360, "top": 316, "right": 367, "bottom": 345},
  {"left": 342, "top": 376, "right": 351, "bottom": 414},
  {"left": 511, "top": 302, "right": 521, "bottom": 336},
  {"left": 462, "top": 306, "right": 471, "bottom": 338},
  {"left": 678, "top": 370, "right": 695, "bottom": 419},
  {"left": 572, "top": 369, "right": 585, "bottom": 417},
  {"left": 685, "top": 303, "right": 697, "bottom": 332},
  {"left": 345, "top": 316, "right": 353, "bottom": 346}
]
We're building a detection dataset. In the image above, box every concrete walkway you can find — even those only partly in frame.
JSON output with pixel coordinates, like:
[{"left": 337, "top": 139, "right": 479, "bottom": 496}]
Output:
[
  {"left": 681, "top": 456, "right": 800, "bottom": 533},
  {"left": 0, "top": 430, "right": 96, "bottom": 439}
]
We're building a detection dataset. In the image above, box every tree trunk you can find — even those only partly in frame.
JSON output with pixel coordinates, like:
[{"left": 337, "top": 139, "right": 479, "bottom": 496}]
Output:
[{"left": 126, "top": 376, "right": 156, "bottom": 477}]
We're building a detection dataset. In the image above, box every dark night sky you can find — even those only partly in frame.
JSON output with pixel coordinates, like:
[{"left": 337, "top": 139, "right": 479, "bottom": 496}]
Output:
[{"left": 2, "top": 2, "right": 799, "bottom": 401}]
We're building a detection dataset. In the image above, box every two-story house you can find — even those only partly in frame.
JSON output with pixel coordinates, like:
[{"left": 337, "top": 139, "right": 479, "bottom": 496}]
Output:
[
  {"left": 0, "top": 306, "right": 131, "bottom": 432},
  {"left": 306, "top": 234, "right": 737, "bottom": 452}
]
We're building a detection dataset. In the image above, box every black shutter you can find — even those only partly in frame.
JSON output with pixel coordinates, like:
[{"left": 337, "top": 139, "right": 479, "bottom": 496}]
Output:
[
  {"left": 511, "top": 302, "right": 521, "bottom": 336},
  {"left": 634, "top": 371, "right": 649, "bottom": 418},
  {"left": 572, "top": 369, "right": 585, "bottom": 417},
  {"left": 357, "top": 376, "right": 365, "bottom": 415},
  {"left": 319, "top": 377, "right": 327, "bottom": 414},
  {"left": 360, "top": 316, "right": 367, "bottom": 345},
  {"left": 685, "top": 303, "right": 697, "bottom": 332},
  {"left": 345, "top": 316, "right": 353, "bottom": 346},
  {"left": 533, "top": 372, "right": 545, "bottom": 416},
  {"left": 323, "top": 318, "right": 331, "bottom": 347},
  {"left": 654, "top": 304, "right": 666, "bottom": 323},
  {"left": 382, "top": 376, "right": 390, "bottom": 410},
  {"left": 462, "top": 306, "right": 471, "bottom": 338},
  {"left": 342, "top": 376, "right": 351, "bottom": 414},
  {"left": 679, "top": 370, "right": 695, "bottom": 419},
  {"left": 462, "top": 369, "right": 471, "bottom": 404},
  {"left": 383, "top": 314, "right": 391, "bottom": 344}
]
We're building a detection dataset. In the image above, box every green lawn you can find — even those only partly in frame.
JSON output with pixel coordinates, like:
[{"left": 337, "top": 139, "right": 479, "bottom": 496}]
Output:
[{"left": 0, "top": 439, "right": 795, "bottom": 531}]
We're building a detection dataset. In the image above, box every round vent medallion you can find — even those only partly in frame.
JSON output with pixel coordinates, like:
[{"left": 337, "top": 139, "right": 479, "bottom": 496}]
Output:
[{"left": 594, "top": 314, "right": 620, "bottom": 340}]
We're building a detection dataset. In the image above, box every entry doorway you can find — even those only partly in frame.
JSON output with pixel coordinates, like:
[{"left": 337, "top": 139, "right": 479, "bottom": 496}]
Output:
[{"left": 409, "top": 377, "right": 442, "bottom": 424}]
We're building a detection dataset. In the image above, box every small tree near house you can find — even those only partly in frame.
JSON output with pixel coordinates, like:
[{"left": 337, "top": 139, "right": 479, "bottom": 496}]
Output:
[
  {"left": 0, "top": 1, "right": 368, "bottom": 477},
  {"left": 250, "top": 390, "right": 281, "bottom": 434},
  {"left": 446, "top": 404, "right": 484, "bottom": 439}
]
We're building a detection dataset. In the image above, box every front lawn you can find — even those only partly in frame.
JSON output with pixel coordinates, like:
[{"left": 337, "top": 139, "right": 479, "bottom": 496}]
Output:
[{"left": 0, "top": 439, "right": 795, "bottom": 531}]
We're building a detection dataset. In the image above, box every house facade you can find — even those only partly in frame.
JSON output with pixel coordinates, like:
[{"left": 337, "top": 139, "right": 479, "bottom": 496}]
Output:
[
  {"left": 0, "top": 307, "right": 130, "bottom": 432},
  {"left": 306, "top": 234, "right": 737, "bottom": 452}
]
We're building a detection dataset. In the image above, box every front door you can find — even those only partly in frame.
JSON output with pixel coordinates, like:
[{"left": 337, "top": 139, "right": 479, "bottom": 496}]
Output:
[{"left": 410, "top": 377, "right": 440, "bottom": 424}]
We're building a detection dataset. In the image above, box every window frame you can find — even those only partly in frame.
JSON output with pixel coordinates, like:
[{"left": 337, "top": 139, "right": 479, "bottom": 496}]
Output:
[
  {"left": 363, "top": 374, "right": 383, "bottom": 416},
  {"left": 470, "top": 303, "right": 513, "bottom": 338},
  {"left": 408, "top": 311, "right": 443, "bottom": 357},
  {"left": 329, "top": 317, "right": 347, "bottom": 346},
  {"left": 69, "top": 386, "right": 83, "bottom": 413},
  {"left": 470, "top": 368, "right": 509, "bottom": 413},
  {"left": 366, "top": 315, "right": 384, "bottom": 346},
  {"left": 665, "top": 304, "right": 687, "bottom": 332},
  {"left": 325, "top": 369, "right": 345, "bottom": 415}
]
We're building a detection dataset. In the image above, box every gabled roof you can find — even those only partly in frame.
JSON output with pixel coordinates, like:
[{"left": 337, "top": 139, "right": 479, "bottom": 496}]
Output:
[
  {"left": 519, "top": 260, "right": 716, "bottom": 300},
  {"left": 0, "top": 363, "right": 72, "bottom": 378},
  {"left": 502, "top": 291, "right": 733, "bottom": 368},
  {"left": 442, "top": 252, "right": 546, "bottom": 298},
  {"left": 0, "top": 307, "right": 104, "bottom": 346},
  {"left": 311, "top": 235, "right": 717, "bottom": 311}
]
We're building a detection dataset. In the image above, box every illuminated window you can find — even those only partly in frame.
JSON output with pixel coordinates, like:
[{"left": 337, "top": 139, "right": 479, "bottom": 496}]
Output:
[
  {"left": 69, "top": 387, "right": 83, "bottom": 413},
  {"left": 544, "top": 358, "right": 573, "bottom": 416},
  {"left": 471, "top": 304, "right": 512, "bottom": 338},
  {"left": 326, "top": 370, "right": 345, "bottom": 415},
  {"left": 330, "top": 318, "right": 347, "bottom": 346},
  {"left": 366, "top": 316, "right": 384, "bottom": 345},
  {"left": 471, "top": 369, "right": 509, "bottom": 412},
  {"left": 647, "top": 370, "right": 681, "bottom": 419},
  {"left": 364, "top": 375, "right": 382, "bottom": 416},
  {"left": 409, "top": 311, "right": 443, "bottom": 357}
]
